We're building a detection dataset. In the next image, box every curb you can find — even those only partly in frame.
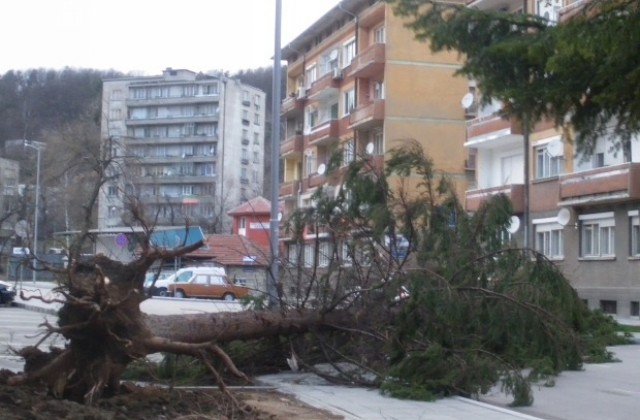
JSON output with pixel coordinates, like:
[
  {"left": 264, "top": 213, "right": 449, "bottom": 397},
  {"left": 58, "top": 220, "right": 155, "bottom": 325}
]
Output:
[
  {"left": 11, "top": 301, "right": 58, "bottom": 315},
  {"left": 454, "top": 397, "right": 546, "bottom": 420}
]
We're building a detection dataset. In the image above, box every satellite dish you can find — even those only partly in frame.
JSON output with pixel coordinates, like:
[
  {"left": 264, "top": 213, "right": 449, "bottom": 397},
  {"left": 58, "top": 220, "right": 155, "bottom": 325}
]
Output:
[
  {"left": 365, "top": 142, "right": 374, "bottom": 155},
  {"left": 329, "top": 49, "right": 339, "bottom": 61},
  {"left": 317, "top": 163, "right": 326, "bottom": 175},
  {"left": 277, "top": 212, "right": 283, "bottom": 221},
  {"left": 557, "top": 208, "right": 573, "bottom": 226},
  {"left": 546, "top": 139, "right": 563, "bottom": 157},
  {"left": 14, "top": 220, "right": 28, "bottom": 238},
  {"left": 461, "top": 92, "right": 475, "bottom": 109},
  {"left": 507, "top": 215, "right": 521, "bottom": 234}
]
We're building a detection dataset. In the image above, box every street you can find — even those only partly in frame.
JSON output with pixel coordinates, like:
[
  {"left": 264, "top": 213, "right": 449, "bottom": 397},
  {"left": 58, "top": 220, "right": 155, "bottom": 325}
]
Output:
[{"left": 0, "top": 306, "right": 65, "bottom": 372}]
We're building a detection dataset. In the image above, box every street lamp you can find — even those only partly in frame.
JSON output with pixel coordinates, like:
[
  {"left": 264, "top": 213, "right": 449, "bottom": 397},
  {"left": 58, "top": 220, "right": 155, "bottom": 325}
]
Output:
[{"left": 24, "top": 140, "right": 45, "bottom": 284}]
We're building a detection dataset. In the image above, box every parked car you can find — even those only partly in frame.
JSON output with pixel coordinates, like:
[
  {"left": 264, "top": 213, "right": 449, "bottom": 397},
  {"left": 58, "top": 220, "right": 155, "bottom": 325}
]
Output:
[
  {"left": 167, "top": 266, "right": 248, "bottom": 301},
  {"left": 143, "top": 271, "right": 176, "bottom": 296},
  {"left": 0, "top": 281, "right": 16, "bottom": 304}
]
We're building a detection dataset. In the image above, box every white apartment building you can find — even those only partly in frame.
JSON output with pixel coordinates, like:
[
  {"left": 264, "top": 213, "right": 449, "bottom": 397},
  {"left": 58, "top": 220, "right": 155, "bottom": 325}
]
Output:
[{"left": 99, "top": 68, "right": 266, "bottom": 232}]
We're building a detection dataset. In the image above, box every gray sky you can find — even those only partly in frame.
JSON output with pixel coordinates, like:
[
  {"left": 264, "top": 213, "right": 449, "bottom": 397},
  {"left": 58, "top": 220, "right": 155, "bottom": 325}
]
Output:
[{"left": 1, "top": 0, "right": 337, "bottom": 75}]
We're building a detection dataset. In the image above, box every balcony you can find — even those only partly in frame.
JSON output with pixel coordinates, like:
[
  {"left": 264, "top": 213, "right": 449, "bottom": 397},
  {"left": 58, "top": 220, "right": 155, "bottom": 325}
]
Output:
[
  {"left": 280, "top": 180, "right": 300, "bottom": 199},
  {"left": 126, "top": 94, "right": 219, "bottom": 106},
  {"left": 351, "top": 43, "right": 385, "bottom": 79},
  {"left": 308, "top": 173, "right": 327, "bottom": 189},
  {"left": 465, "top": 184, "right": 525, "bottom": 213},
  {"left": 349, "top": 100, "right": 385, "bottom": 130},
  {"left": 307, "top": 72, "right": 341, "bottom": 100},
  {"left": 559, "top": 162, "right": 640, "bottom": 206},
  {"left": 280, "top": 133, "right": 304, "bottom": 157},
  {"left": 307, "top": 120, "right": 340, "bottom": 146},
  {"left": 281, "top": 94, "right": 306, "bottom": 117},
  {"left": 465, "top": 114, "right": 523, "bottom": 149},
  {"left": 126, "top": 113, "right": 218, "bottom": 126}
]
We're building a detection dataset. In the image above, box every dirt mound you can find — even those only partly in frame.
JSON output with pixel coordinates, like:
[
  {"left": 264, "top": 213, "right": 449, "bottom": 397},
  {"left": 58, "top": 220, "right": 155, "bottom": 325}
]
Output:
[{"left": 0, "top": 370, "right": 340, "bottom": 419}]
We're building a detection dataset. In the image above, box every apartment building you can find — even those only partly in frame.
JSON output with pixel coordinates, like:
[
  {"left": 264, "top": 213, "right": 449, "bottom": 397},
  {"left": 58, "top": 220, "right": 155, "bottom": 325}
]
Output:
[
  {"left": 279, "top": 0, "right": 472, "bottom": 269},
  {"left": 464, "top": 0, "right": 640, "bottom": 317},
  {"left": 99, "top": 68, "right": 266, "bottom": 232}
]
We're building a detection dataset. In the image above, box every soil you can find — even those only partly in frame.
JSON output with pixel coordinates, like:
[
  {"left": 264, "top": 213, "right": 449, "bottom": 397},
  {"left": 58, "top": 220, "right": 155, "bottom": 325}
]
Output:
[{"left": 0, "top": 370, "right": 342, "bottom": 420}]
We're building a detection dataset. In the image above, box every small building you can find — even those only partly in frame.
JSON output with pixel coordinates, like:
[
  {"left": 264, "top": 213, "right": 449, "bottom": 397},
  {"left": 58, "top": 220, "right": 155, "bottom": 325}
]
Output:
[
  {"left": 227, "top": 196, "right": 272, "bottom": 248},
  {"left": 185, "top": 234, "right": 270, "bottom": 295}
]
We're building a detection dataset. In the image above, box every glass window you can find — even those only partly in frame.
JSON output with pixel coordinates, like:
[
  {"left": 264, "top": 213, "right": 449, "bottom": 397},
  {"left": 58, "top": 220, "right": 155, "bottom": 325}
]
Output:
[
  {"left": 305, "top": 65, "right": 317, "bottom": 88},
  {"left": 318, "top": 242, "right": 332, "bottom": 267},
  {"left": 536, "top": 147, "right": 564, "bottom": 178},
  {"left": 534, "top": 222, "right": 564, "bottom": 258},
  {"left": 344, "top": 89, "right": 356, "bottom": 116},
  {"left": 374, "top": 25, "right": 386, "bottom": 43},
  {"left": 343, "top": 38, "right": 356, "bottom": 67},
  {"left": 304, "top": 243, "right": 315, "bottom": 268},
  {"left": 631, "top": 215, "right": 640, "bottom": 257},
  {"left": 580, "top": 214, "right": 615, "bottom": 257},
  {"left": 373, "top": 81, "right": 385, "bottom": 100},
  {"left": 342, "top": 139, "right": 355, "bottom": 166}
]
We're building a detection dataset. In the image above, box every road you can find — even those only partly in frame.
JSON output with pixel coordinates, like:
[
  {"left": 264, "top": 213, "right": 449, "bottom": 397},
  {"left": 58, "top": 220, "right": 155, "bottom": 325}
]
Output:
[{"left": 0, "top": 306, "right": 65, "bottom": 372}]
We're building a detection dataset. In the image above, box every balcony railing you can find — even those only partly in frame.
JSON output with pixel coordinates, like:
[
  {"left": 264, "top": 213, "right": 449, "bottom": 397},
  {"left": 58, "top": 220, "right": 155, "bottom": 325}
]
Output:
[
  {"left": 281, "top": 94, "right": 306, "bottom": 116},
  {"left": 351, "top": 43, "right": 385, "bottom": 79},
  {"left": 307, "top": 72, "right": 341, "bottom": 99},
  {"left": 307, "top": 120, "right": 340, "bottom": 146},
  {"left": 280, "top": 180, "right": 300, "bottom": 198},
  {"left": 465, "top": 114, "right": 523, "bottom": 148},
  {"left": 349, "top": 100, "right": 385, "bottom": 129},
  {"left": 465, "top": 184, "right": 525, "bottom": 213},
  {"left": 280, "top": 133, "right": 304, "bottom": 156},
  {"left": 559, "top": 162, "right": 640, "bottom": 205}
]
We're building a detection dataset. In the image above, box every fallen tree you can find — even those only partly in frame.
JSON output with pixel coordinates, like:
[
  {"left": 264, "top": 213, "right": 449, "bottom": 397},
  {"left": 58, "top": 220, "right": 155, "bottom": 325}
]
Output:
[{"left": 8, "top": 142, "right": 627, "bottom": 409}]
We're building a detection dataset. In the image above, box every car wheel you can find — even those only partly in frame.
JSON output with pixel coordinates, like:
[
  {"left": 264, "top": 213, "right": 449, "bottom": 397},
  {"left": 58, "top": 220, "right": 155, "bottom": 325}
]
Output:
[
  {"left": 157, "top": 288, "right": 168, "bottom": 296},
  {"left": 175, "top": 290, "right": 186, "bottom": 299},
  {"left": 222, "top": 293, "right": 235, "bottom": 301}
]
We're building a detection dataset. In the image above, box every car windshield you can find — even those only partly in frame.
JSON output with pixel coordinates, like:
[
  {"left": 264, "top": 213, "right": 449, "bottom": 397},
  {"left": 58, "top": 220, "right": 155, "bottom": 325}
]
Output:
[{"left": 175, "top": 271, "right": 193, "bottom": 283}]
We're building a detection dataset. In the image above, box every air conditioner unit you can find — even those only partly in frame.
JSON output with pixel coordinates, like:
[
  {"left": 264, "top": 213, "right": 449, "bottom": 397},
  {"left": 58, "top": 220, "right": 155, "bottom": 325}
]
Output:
[
  {"left": 297, "top": 88, "right": 307, "bottom": 99},
  {"left": 332, "top": 68, "right": 343, "bottom": 80}
]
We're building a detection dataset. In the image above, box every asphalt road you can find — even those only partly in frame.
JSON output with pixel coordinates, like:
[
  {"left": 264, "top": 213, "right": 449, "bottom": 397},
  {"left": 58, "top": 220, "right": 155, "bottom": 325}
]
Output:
[{"left": 0, "top": 306, "right": 65, "bottom": 372}]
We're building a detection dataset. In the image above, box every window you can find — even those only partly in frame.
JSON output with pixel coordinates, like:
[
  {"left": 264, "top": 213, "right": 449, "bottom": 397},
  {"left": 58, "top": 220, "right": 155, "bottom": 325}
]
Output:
[
  {"left": 303, "top": 243, "right": 315, "bottom": 268},
  {"left": 593, "top": 152, "right": 605, "bottom": 168},
  {"left": 240, "top": 217, "right": 246, "bottom": 229},
  {"left": 253, "top": 151, "right": 260, "bottom": 164},
  {"left": 343, "top": 38, "right": 356, "bottom": 67},
  {"left": 305, "top": 152, "right": 316, "bottom": 176},
  {"left": 579, "top": 212, "right": 615, "bottom": 257},
  {"left": 305, "top": 65, "right": 317, "bottom": 88},
  {"left": 373, "top": 81, "right": 385, "bottom": 100},
  {"left": 307, "top": 107, "right": 319, "bottom": 128},
  {"left": 371, "top": 130, "right": 383, "bottom": 155},
  {"left": 194, "top": 275, "right": 208, "bottom": 285},
  {"left": 182, "top": 185, "right": 194, "bottom": 195},
  {"left": 630, "top": 211, "right": 640, "bottom": 257},
  {"left": 254, "top": 113, "right": 260, "bottom": 125},
  {"left": 253, "top": 132, "right": 260, "bottom": 145},
  {"left": 318, "top": 242, "right": 332, "bottom": 267},
  {"left": 342, "top": 139, "right": 355, "bottom": 166},
  {"left": 374, "top": 25, "right": 386, "bottom": 43},
  {"left": 343, "top": 88, "right": 355, "bottom": 116},
  {"left": 631, "top": 301, "right": 640, "bottom": 317},
  {"left": 242, "top": 90, "right": 250, "bottom": 104},
  {"left": 108, "top": 206, "right": 119, "bottom": 218},
  {"left": 288, "top": 243, "right": 299, "bottom": 266},
  {"left": 536, "top": 147, "right": 563, "bottom": 178},
  {"left": 252, "top": 169, "right": 259, "bottom": 183},
  {"left": 107, "top": 185, "right": 118, "bottom": 197},
  {"left": 600, "top": 300, "right": 617, "bottom": 314},
  {"left": 534, "top": 221, "right": 564, "bottom": 259},
  {"left": 340, "top": 242, "right": 353, "bottom": 266},
  {"left": 323, "top": 48, "right": 340, "bottom": 74},
  {"left": 202, "top": 83, "right": 218, "bottom": 95}
]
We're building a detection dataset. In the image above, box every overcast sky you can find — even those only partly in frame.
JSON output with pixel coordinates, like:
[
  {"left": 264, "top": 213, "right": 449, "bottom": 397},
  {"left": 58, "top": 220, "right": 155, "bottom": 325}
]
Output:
[{"left": 1, "top": 0, "right": 338, "bottom": 75}]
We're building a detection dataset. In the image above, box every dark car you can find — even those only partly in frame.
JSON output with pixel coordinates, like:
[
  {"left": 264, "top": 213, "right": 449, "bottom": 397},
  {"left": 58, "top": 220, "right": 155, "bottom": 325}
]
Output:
[{"left": 0, "top": 280, "right": 15, "bottom": 304}]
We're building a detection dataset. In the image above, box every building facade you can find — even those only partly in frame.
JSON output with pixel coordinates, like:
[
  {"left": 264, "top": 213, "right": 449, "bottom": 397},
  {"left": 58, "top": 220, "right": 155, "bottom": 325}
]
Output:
[
  {"left": 464, "top": 0, "right": 640, "bottom": 317},
  {"left": 278, "top": 0, "right": 472, "bottom": 269},
  {"left": 99, "top": 68, "right": 266, "bottom": 232}
]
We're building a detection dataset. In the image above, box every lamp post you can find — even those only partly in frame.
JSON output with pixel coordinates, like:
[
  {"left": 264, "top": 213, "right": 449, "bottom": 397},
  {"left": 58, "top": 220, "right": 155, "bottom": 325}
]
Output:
[{"left": 24, "top": 140, "right": 45, "bottom": 284}]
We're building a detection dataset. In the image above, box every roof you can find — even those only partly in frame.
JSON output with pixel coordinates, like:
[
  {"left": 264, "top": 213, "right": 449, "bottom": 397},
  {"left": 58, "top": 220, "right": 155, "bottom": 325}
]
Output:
[
  {"left": 186, "top": 234, "right": 270, "bottom": 267},
  {"left": 227, "top": 196, "right": 272, "bottom": 216}
]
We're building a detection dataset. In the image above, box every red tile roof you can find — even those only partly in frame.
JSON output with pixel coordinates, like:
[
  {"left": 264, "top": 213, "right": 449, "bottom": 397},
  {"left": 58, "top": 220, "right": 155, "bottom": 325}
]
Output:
[
  {"left": 186, "top": 234, "right": 270, "bottom": 267},
  {"left": 227, "top": 196, "right": 271, "bottom": 216}
]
